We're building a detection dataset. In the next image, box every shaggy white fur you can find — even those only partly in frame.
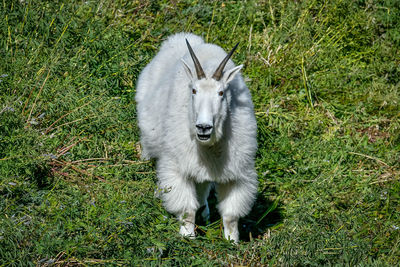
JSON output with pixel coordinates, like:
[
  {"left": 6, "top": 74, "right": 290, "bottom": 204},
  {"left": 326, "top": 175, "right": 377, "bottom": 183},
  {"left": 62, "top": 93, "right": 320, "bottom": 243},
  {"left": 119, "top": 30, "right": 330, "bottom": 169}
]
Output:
[{"left": 135, "top": 32, "right": 258, "bottom": 242}]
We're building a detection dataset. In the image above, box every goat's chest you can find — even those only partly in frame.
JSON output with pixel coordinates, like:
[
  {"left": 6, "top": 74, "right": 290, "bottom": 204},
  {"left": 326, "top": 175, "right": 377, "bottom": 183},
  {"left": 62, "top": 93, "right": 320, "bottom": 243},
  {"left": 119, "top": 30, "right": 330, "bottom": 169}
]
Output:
[{"left": 185, "top": 145, "right": 234, "bottom": 183}]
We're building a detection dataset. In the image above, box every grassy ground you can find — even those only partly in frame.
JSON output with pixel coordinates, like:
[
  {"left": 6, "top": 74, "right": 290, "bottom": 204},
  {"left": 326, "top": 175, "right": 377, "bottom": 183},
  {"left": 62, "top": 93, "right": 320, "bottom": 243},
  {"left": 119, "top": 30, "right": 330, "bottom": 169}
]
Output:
[{"left": 1, "top": 0, "right": 399, "bottom": 265}]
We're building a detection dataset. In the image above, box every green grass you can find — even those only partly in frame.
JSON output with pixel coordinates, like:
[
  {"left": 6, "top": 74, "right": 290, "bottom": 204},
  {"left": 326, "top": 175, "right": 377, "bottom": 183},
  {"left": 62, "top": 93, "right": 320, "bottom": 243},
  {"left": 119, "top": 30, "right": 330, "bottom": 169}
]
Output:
[{"left": 1, "top": 0, "right": 399, "bottom": 265}]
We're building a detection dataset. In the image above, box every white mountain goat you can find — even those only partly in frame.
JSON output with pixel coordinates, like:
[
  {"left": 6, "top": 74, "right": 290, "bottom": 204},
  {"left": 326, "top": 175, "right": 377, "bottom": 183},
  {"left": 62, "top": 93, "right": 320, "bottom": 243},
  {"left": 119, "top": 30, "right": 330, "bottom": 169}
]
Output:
[{"left": 135, "top": 33, "right": 258, "bottom": 242}]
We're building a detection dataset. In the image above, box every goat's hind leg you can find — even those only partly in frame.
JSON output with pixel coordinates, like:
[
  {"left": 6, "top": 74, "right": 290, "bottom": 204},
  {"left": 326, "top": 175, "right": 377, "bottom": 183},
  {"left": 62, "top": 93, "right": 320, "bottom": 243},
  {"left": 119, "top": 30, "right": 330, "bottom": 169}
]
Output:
[{"left": 196, "top": 182, "right": 212, "bottom": 223}]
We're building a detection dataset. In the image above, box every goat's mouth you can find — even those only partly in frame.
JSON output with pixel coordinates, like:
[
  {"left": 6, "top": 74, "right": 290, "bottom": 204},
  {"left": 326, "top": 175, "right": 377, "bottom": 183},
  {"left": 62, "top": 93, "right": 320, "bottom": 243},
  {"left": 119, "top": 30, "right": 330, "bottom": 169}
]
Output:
[{"left": 197, "top": 134, "right": 211, "bottom": 141}]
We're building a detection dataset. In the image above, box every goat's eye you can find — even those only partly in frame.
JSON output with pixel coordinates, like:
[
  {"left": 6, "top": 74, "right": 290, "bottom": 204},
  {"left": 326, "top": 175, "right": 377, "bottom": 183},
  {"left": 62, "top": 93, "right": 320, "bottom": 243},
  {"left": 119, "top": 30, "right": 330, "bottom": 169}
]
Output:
[
  {"left": 218, "top": 91, "right": 224, "bottom": 96},
  {"left": 192, "top": 89, "right": 197, "bottom": 94}
]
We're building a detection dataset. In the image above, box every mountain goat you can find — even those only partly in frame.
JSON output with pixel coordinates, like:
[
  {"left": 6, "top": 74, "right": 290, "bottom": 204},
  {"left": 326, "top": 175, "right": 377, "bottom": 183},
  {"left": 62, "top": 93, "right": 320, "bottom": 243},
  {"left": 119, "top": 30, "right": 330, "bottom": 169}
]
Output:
[{"left": 135, "top": 33, "right": 258, "bottom": 242}]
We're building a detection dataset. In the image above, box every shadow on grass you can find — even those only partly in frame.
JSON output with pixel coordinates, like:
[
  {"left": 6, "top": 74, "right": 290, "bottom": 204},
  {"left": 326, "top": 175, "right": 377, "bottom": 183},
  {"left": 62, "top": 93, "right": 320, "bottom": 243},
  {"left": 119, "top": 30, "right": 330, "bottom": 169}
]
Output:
[
  {"left": 240, "top": 193, "right": 283, "bottom": 241},
  {"left": 196, "top": 188, "right": 283, "bottom": 242}
]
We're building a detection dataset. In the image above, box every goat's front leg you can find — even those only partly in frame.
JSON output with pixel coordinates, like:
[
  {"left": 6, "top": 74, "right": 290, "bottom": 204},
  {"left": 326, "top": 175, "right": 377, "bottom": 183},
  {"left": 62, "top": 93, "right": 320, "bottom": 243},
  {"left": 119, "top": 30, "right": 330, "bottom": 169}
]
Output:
[
  {"left": 178, "top": 210, "right": 196, "bottom": 237},
  {"left": 157, "top": 160, "right": 199, "bottom": 238},
  {"left": 222, "top": 215, "right": 239, "bottom": 242},
  {"left": 216, "top": 178, "right": 258, "bottom": 243}
]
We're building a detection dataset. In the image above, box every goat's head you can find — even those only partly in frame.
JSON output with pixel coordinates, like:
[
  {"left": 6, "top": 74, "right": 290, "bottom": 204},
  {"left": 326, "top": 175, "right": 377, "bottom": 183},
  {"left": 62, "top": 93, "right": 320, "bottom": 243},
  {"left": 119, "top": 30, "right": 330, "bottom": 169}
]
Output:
[{"left": 182, "top": 40, "right": 243, "bottom": 145}]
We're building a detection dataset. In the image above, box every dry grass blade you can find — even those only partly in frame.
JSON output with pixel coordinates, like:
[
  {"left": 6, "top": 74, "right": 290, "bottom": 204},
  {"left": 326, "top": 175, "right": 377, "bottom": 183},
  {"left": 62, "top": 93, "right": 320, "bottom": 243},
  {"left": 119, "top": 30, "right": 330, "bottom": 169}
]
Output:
[
  {"left": 71, "top": 157, "right": 110, "bottom": 164},
  {"left": 25, "top": 69, "right": 50, "bottom": 123},
  {"left": 370, "top": 170, "right": 400, "bottom": 185},
  {"left": 349, "top": 151, "right": 390, "bottom": 167},
  {"left": 51, "top": 159, "right": 106, "bottom": 182},
  {"left": 43, "top": 93, "right": 104, "bottom": 134},
  {"left": 57, "top": 135, "right": 91, "bottom": 157}
]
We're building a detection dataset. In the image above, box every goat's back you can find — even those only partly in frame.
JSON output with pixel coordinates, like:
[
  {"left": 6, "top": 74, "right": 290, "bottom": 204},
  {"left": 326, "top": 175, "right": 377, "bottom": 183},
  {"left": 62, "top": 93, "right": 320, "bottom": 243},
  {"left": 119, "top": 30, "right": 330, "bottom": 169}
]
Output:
[{"left": 135, "top": 33, "right": 204, "bottom": 159}]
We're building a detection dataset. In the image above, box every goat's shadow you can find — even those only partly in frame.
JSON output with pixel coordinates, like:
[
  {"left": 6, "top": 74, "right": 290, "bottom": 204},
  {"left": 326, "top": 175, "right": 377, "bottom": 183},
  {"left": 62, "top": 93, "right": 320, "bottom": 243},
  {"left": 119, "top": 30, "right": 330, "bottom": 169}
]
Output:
[{"left": 196, "top": 187, "right": 283, "bottom": 241}]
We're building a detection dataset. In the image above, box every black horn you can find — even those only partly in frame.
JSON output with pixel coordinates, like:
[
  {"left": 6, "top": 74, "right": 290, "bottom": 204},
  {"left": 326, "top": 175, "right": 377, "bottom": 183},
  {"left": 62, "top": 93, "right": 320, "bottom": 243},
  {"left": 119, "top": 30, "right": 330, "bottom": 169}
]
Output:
[
  {"left": 212, "top": 42, "right": 239, "bottom": 81},
  {"left": 186, "top": 39, "right": 206, "bottom": 79}
]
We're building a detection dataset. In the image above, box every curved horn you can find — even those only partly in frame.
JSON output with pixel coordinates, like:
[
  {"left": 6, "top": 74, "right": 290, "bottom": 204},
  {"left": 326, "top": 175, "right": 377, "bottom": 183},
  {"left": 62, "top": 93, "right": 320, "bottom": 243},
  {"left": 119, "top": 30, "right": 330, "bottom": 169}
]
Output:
[
  {"left": 185, "top": 39, "right": 206, "bottom": 79},
  {"left": 212, "top": 42, "right": 239, "bottom": 81}
]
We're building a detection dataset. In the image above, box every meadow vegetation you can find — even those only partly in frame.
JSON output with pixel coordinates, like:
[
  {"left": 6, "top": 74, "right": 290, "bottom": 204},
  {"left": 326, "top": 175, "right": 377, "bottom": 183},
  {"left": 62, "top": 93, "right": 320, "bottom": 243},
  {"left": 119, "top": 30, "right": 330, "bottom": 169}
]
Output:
[{"left": 1, "top": 0, "right": 399, "bottom": 265}]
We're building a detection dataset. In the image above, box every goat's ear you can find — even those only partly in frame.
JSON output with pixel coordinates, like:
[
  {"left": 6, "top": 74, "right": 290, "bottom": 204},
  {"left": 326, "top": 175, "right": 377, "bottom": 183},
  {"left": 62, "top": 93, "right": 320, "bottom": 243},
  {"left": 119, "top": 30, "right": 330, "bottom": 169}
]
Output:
[
  {"left": 222, "top": 64, "right": 243, "bottom": 84},
  {"left": 181, "top": 59, "right": 194, "bottom": 80}
]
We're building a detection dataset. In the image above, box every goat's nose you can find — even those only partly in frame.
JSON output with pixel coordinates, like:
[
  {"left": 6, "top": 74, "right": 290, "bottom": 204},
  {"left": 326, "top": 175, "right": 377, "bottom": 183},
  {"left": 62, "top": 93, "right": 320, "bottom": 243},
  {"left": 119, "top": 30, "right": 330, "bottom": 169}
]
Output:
[{"left": 196, "top": 124, "right": 213, "bottom": 131}]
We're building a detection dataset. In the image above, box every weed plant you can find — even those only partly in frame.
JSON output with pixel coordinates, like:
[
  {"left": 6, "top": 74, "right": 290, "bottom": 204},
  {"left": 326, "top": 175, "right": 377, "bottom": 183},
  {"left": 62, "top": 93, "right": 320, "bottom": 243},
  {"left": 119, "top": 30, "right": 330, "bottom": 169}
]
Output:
[{"left": 1, "top": 0, "right": 399, "bottom": 265}]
